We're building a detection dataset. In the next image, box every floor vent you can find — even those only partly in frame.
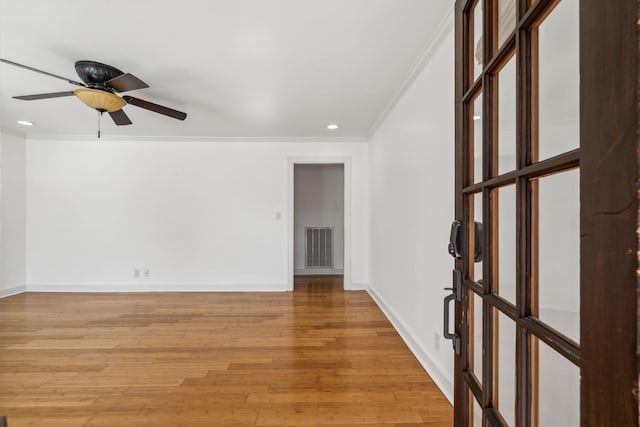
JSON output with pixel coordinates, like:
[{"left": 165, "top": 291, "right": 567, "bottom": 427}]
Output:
[{"left": 305, "top": 227, "right": 333, "bottom": 268}]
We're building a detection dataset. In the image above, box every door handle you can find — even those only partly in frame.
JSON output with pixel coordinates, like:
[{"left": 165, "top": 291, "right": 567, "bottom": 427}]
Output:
[{"left": 443, "top": 269, "right": 462, "bottom": 355}]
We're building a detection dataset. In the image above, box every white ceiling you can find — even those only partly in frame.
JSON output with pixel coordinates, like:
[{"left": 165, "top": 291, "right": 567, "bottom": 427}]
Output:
[{"left": 0, "top": 1, "right": 451, "bottom": 140}]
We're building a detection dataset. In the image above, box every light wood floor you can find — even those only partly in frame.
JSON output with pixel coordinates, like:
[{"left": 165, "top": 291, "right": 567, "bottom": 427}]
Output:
[{"left": 0, "top": 276, "right": 452, "bottom": 426}]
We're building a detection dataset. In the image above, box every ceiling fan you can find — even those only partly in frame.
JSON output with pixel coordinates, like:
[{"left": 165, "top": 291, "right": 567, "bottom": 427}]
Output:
[{"left": 0, "top": 58, "right": 187, "bottom": 130}]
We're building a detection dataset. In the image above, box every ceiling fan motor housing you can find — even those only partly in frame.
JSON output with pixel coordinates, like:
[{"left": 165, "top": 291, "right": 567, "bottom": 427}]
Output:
[{"left": 75, "top": 60, "right": 123, "bottom": 90}]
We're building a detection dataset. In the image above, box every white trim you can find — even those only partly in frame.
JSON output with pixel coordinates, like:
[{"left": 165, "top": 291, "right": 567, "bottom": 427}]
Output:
[
  {"left": 26, "top": 283, "right": 288, "bottom": 293},
  {"left": 0, "top": 285, "right": 27, "bottom": 298},
  {"left": 349, "top": 282, "right": 368, "bottom": 291},
  {"left": 294, "top": 268, "right": 344, "bottom": 276},
  {"left": 287, "top": 157, "right": 352, "bottom": 291},
  {"left": 367, "top": 286, "right": 454, "bottom": 404},
  {"left": 366, "top": 5, "right": 454, "bottom": 139},
  {"left": 24, "top": 134, "right": 367, "bottom": 143}
]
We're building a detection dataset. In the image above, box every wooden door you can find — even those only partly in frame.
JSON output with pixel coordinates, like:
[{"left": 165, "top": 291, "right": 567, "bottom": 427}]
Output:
[{"left": 452, "top": 0, "right": 639, "bottom": 425}]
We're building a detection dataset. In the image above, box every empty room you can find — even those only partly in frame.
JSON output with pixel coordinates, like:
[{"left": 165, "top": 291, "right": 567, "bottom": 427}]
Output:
[{"left": 0, "top": 0, "right": 637, "bottom": 426}]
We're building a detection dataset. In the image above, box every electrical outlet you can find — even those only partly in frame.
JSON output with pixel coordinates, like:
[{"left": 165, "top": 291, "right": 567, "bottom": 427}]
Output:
[
  {"left": 434, "top": 332, "right": 440, "bottom": 351},
  {"left": 144, "top": 268, "right": 150, "bottom": 278},
  {"left": 133, "top": 269, "right": 140, "bottom": 278},
  {"left": 275, "top": 211, "right": 282, "bottom": 220}
]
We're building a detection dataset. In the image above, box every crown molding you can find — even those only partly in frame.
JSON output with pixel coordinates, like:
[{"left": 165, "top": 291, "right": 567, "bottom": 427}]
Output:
[
  {"left": 366, "top": 5, "right": 454, "bottom": 140},
  {"left": 24, "top": 134, "right": 367, "bottom": 143}
]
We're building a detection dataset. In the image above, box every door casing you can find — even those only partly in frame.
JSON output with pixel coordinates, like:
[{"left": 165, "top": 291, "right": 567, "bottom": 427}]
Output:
[{"left": 287, "top": 157, "right": 352, "bottom": 291}]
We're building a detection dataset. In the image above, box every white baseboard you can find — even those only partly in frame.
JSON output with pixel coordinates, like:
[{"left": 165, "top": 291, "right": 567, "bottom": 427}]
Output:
[
  {"left": 349, "top": 282, "right": 368, "bottom": 290},
  {"left": 294, "top": 268, "right": 344, "bottom": 275},
  {"left": 26, "top": 283, "right": 289, "bottom": 293},
  {"left": 0, "top": 284, "right": 27, "bottom": 298},
  {"left": 367, "top": 286, "right": 453, "bottom": 404}
]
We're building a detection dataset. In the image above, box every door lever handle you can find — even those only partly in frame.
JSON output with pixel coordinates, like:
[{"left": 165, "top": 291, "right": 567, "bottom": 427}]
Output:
[
  {"left": 443, "top": 289, "right": 461, "bottom": 355},
  {"left": 442, "top": 270, "right": 462, "bottom": 355}
]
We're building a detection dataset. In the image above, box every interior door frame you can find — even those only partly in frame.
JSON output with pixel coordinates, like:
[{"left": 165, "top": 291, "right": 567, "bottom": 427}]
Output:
[
  {"left": 453, "top": 0, "right": 639, "bottom": 425},
  {"left": 286, "top": 157, "right": 352, "bottom": 291}
]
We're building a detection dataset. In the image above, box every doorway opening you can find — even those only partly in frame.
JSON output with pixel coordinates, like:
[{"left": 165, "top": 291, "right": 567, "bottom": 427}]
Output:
[{"left": 293, "top": 163, "right": 345, "bottom": 291}]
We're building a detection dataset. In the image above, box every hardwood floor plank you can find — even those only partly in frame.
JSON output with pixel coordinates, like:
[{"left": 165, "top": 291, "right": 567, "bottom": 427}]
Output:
[
  {"left": 0, "top": 276, "right": 452, "bottom": 425},
  {"left": 253, "top": 404, "right": 425, "bottom": 425}
]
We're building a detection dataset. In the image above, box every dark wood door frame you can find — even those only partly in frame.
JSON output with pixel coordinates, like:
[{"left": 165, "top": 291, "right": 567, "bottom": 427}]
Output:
[
  {"left": 453, "top": 0, "right": 639, "bottom": 425},
  {"left": 580, "top": 1, "right": 639, "bottom": 425}
]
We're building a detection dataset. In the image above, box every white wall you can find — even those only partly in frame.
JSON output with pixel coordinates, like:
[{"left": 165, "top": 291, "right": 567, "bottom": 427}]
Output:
[
  {"left": 367, "top": 13, "right": 455, "bottom": 401},
  {"left": 0, "top": 129, "right": 27, "bottom": 296},
  {"left": 25, "top": 139, "right": 368, "bottom": 292},
  {"left": 294, "top": 164, "right": 344, "bottom": 274}
]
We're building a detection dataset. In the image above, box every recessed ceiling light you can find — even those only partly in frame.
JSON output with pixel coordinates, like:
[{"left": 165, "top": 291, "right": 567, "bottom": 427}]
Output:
[
  {"left": 473, "top": 115, "right": 481, "bottom": 121},
  {"left": 17, "top": 120, "right": 34, "bottom": 126},
  {"left": 327, "top": 123, "right": 339, "bottom": 130}
]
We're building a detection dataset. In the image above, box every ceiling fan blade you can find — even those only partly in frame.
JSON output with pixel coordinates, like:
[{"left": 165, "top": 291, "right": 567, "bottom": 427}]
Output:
[
  {"left": 105, "top": 73, "right": 149, "bottom": 92},
  {"left": 109, "top": 109, "right": 132, "bottom": 126},
  {"left": 13, "top": 91, "right": 75, "bottom": 100},
  {"left": 1, "top": 58, "right": 85, "bottom": 87},
  {"left": 123, "top": 96, "right": 187, "bottom": 121}
]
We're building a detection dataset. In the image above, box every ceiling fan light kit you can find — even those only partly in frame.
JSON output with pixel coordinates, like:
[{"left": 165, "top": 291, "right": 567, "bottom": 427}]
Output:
[
  {"left": 74, "top": 88, "right": 126, "bottom": 112},
  {"left": 0, "top": 58, "right": 187, "bottom": 136}
]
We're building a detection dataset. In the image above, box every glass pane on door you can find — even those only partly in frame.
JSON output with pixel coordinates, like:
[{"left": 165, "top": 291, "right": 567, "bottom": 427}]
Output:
[
  {"left": 498, "top": 56, "right": 516, "bottom": 175},
  {"left": 497, "top": 0, "right": 516, "bottom": 48},
  {"left": 536, "top": 169, "right": 580, "bottom": 343},
  {"left": 472, "top": 0, "right": 483, "bottom": 81},
  {"left": 470, "top": 192, "right": 483, "bottom": 282},
  {"left": 497, "top": 185, "right": 516, "bottom": 304},
  {"left": 471, "top": 291, "right": 483, "bottom": 382},
  {"left": 472, "top": 394, "right": 483, "bottom": 426},
  {"left": 496, "top": 310, "right": 516, "bottom": 426},
  {"left": 472, "top": 93, "right": 484, "bottom": 183},
  {"left": 537, "top": 0, "right": 579, "bottom": 160},
  {"left": 537, "top": 338, "right": 580, "bottom": 426}
]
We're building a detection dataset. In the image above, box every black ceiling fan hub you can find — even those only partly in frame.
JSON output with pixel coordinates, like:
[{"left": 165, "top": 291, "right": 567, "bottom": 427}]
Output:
[{"left": 74, "top": 60, "right": 123, "bottom": 90}]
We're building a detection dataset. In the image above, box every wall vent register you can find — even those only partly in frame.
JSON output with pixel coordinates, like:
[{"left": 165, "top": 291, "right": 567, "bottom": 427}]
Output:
[{"left": 305, "top": 227, "right": 333, "bottom": 268}]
